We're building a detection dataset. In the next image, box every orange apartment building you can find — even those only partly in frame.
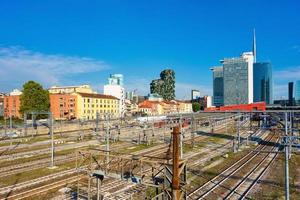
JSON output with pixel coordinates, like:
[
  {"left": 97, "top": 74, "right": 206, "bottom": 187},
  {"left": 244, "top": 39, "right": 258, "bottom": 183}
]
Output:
[
  {"left": 4, "top": 89, "right": 22, "bottom": 119},
  {"left": 50, "top": 94, "right": 77, "bottom": 120}
]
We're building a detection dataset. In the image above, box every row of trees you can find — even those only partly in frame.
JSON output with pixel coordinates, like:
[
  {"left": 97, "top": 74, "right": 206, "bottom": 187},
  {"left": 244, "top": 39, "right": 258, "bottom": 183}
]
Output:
[{"left": 19, "top": 81, "right": 50, "bottom": 118}]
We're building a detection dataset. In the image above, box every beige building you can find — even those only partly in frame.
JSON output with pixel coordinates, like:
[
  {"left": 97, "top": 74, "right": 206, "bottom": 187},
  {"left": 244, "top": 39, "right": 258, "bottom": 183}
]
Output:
[
  {"left": 49, "top": 85, "right": 94, "bottom": 94},
  {"left": 74, "top": 93, "right": 119, "bottom": 120},
  {"left": 177, "top": 100, "right": 193, "bottom": 113},
  {"left": 138, "top": 99, "right": 192, "bottom": 116}
]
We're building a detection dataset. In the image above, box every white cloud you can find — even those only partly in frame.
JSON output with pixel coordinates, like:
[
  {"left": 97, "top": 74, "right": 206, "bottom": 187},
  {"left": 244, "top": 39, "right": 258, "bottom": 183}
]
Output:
[
  {"left": 0, "top": 46, "right": 109, "bottom": 91},
  {"left": 292, "top": 45, "right": 300, "bottom": 53},
  {"left": 274, "top": 66, "right": 300, "bottom": 80}
]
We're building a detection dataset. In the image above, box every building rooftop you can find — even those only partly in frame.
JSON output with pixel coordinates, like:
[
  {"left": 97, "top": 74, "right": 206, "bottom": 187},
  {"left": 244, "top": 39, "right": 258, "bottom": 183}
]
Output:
[
  {"left": 49, "top": 85, "right": 91, "bottom": 89},
  {"left": 77, "top": 92, "right": 119, "bottom": 100}
]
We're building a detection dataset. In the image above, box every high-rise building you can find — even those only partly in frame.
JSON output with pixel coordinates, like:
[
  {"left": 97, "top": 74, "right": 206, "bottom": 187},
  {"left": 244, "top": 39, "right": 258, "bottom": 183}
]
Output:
[
  {"left": 108, "top": 74, "right": 124, "bottom": 86},
  {"left": 253, "top": 62, "right": 273, "bottom": 104},
  {"left": 210, "top": 67, "right": 224, "bottom": 106},
  {"left": 222, "top": 52, "right": 254, "bottom": 105},
  {"left": 104, "top": 74, "right": 125, "bottom": 117},
  {"left": 288, "top": 82, "right": 294, "bottom": 106},
  {"left": 294, "top": 80, "right": 300, "bottom": 105}
]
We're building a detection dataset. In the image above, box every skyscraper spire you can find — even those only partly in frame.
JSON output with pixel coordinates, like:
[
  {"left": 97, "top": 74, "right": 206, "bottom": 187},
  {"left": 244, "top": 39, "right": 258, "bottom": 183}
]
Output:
[{"left": 253, "top": 28, "right": 256, "bottom": 63}]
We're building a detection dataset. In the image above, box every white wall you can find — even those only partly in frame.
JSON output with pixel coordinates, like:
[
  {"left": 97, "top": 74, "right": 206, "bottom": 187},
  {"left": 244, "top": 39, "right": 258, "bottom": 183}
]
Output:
[
  {"left": 104, "top": 84, "right": 125, "bottom": 117},
  {"left": 242, "top": 52, "right": 254, "bottom": 104}
]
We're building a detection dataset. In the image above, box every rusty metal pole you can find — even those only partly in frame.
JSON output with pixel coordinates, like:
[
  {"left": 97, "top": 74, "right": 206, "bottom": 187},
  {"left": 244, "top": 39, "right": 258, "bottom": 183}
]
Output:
[{"left": 172, "top": 126, "right": 181, "bottom": 200}]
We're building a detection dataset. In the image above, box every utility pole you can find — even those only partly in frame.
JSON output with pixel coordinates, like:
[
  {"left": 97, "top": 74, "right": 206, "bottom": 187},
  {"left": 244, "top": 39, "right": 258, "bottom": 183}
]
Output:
[
  {"left": 9, "top": 114, "right": 12, "bottom": 130},
  {"left": 172, "top": 126, "right": 181, "bottom": 200},
  {"left": 50, "top": 113, "right": 54, "bottom": 167},
  {"left": 179, "top": 115, "right": 183, "bottom": 159},
  {"left": 23, "top": 113, "right": 27, "bottom": 137},
  {"left": 31, "top": 113, "right": 34, "bottom": 138},
  {"left": 4, "top": 116, "right": 7, "bottom": 136},
  {"left": 191, "top": 114, "right": 195, "bottom": 148},
  {"left": 237, "top": 113, "right": 241, "bottom": 150},
  {"left": 96, "top": 111, "right": 99, "bottom": 132},
  {"left": 284, "top": 112, "right": 290, "bottom": 200},
  {"left": 105, "top": 114, "right": 110, "bottom": 172}
]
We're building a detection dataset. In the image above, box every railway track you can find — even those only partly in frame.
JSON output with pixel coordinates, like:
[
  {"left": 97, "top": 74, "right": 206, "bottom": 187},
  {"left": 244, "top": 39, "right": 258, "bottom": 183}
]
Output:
[
  {"left": 0, "top": 140, "right": 171, "bottom": 199},
  {"left": 187, "top": 132, "right": 278, "bottom": 200},
  {"left": 0, "top": 175, "right": 82, "bottom": 200},
  {"left": 0, "top": 142, "right": 134, "bottom": 178},
  {"left": 0, "top": 168, "right": 78, "bottom": 197}
]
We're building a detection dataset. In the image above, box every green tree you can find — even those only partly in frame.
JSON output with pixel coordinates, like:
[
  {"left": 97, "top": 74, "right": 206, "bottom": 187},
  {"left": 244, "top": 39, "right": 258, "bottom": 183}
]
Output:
[
  {"left": 192, "top": 102, "right": 201, "bottom": 112},
  {"left": 150, "top": 69, "right": 175, "bottom": 100},
  {"left": 20, "top": 81, "right": 50, "bottom": 118}
]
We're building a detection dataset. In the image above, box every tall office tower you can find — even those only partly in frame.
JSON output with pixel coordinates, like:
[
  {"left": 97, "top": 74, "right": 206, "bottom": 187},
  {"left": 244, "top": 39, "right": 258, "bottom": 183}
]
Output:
[
  {"left": 210, "top": 66, "right": 224, "bottom": 106},
  {"left": 253, "top": 62, "right": 273, "bottom": 104},
  {"left": 222, "top": 52, "right": 254, "bottom": 105},
  {"left": 108, "top": 74, "right": 124, "bottom": 86},
  {"left": 294, "top": 80, "right": 300, "bottom": 106},
  {"left": 288, "top": 82, "right": 294, "bottom": 106},
  {"left": 104, "top": 74, "right": 125, "bottom": 117}
]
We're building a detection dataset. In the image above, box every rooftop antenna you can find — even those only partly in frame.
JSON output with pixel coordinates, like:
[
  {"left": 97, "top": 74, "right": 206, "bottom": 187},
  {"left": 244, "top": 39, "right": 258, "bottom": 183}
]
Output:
[{"left": 253, "top": 28, "right": 257, "bottom": 63}]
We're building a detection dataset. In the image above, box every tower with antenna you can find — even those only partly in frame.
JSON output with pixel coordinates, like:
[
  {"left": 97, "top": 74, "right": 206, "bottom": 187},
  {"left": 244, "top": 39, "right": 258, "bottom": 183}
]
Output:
[{"left": 252, "top": 29, "right": 256, "bottom": 63}]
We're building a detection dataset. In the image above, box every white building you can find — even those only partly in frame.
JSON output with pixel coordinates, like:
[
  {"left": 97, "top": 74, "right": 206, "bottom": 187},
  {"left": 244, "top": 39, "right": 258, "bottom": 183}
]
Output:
[
  {"left": 104, "top": 74, "right": 125, "bottom": 117},
  {"left": 10, "top": 89, "right": 22, "bottom": 96},
  {"left": 206, "top": 96, "right": 212, "bottom": 108}
]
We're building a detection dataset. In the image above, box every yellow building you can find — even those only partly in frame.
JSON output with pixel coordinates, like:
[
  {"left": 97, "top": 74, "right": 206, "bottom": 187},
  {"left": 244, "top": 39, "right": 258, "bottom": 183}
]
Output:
[
  {"left": 74, "top": 92, "right": 119, "bottom": 120},
  {"left": 177, "top": 101, "right": 193, "bottom": 113}
]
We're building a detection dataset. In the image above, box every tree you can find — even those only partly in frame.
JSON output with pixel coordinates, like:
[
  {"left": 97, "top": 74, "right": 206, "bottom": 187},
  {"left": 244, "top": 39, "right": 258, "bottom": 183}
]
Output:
[
  {"left": 192, "top": 102, "right": 201, "bottom": 112},
  {"left": 150, "top": 69, "right": 175, "bottom": 100},
  {"left": 20, "top": 81, "right": 50, "bottom": 118}
]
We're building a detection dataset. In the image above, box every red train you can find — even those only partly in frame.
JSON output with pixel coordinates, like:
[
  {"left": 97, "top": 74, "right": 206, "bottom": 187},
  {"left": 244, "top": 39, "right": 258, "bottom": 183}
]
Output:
[{"left": 205, "top": 102, "right": 266, "bottom": 112}]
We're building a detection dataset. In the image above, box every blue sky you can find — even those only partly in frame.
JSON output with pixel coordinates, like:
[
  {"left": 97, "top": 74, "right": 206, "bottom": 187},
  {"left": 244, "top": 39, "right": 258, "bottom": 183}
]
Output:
[{"left": 0, "top": 0, "right": 299, "bottom": 99}]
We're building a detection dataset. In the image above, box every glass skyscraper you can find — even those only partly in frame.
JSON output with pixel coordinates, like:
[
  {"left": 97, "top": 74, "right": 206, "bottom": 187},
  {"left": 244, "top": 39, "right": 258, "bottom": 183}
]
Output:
[
  {"left": 253, "top": 62, "right": 273, "bottom": 104},
  {"left": 222, "top": 52, "right": 254, "bottom": 105},
  {"left": 108, "top": 74, "right": 124, "bottom": 86},
  {"left": 211, "top": 67, "right": 224, "bottom": 106},
  {"left": 288, "top": 82, "right": 294, "bottom": 106},
  {"left": 294, "top": 80, "right": 300, "bottom": 105}
]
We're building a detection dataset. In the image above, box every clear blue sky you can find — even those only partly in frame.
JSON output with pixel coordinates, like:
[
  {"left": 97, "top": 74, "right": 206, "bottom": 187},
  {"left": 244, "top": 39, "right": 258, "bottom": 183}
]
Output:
[{"left": 0, "top": 0, "right": 299, "bottom": 99}]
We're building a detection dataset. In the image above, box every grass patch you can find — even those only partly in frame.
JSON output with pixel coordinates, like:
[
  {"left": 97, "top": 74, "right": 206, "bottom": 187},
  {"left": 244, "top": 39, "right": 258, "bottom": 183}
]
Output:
[
  {"left": 0, "top": 160, "right": 76, "bottom": 186},
  {"left": 250, "top": 154, "right": 300, "bottom": 199}
]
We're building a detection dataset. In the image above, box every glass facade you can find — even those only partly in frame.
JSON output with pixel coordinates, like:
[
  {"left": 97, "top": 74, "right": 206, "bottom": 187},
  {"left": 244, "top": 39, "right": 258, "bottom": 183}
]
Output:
[
  {"left": 288, "top": 82, "right": 294, "bottom": 106},
  {"left": 294, "top": 80, "right": 300, "bottom": 105},
  {"left": 108, "top": 74, "right": 124, "bottom": 86},
  {"left": 253, "top": 62, "right": 273, "bottom": 104},
  {"left": 211, "top": 67, "right": 224, "bottom": 106},
  {"left": 223, "top": 58, "right": 249, "bottom": 105}
]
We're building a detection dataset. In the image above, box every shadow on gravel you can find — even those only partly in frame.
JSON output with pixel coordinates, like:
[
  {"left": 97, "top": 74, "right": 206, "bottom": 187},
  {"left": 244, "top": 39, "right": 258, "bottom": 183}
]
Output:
[{"left": 195, "top": 131, "right": 235, "bottom": 140}]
